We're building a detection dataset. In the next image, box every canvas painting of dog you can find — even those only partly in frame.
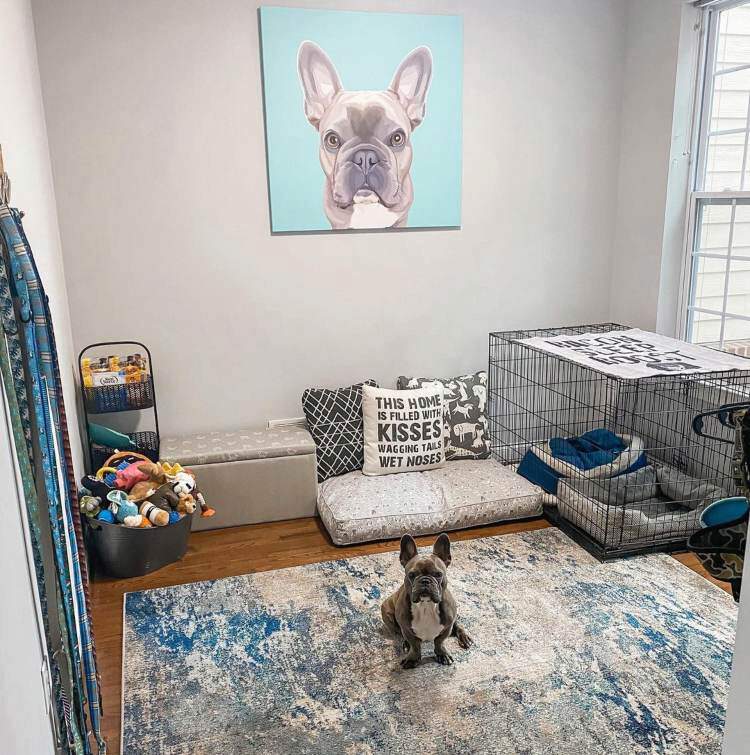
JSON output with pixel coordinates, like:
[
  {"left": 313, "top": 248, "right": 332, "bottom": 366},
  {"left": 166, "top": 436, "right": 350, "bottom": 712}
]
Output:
[{"left": 259, "top": 7, "right": 463, "bottom": 233}]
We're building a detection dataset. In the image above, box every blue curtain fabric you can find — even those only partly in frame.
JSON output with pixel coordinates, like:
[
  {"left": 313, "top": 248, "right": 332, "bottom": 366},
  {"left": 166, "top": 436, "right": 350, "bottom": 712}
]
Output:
[{"left": 0, "top": 204, "right": 104, "bottom": 754}]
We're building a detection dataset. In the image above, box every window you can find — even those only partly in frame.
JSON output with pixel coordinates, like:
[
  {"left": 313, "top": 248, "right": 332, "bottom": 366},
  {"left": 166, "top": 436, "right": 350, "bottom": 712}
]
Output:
[{"left": 685, "top": 1, "right": 750, "bottom": 354}]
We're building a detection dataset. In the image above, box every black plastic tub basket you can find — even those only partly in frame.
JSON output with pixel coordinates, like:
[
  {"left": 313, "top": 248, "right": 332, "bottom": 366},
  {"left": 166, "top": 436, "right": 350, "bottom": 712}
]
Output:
[
  {"left": 83, "top": 376, "right": 155, "bottom": 414},
  {"left": 89, "top": 430, "right": 160, "bottom": 471},
  {"left": 84, "top": 513, "right": 192, "bottom": 579}
]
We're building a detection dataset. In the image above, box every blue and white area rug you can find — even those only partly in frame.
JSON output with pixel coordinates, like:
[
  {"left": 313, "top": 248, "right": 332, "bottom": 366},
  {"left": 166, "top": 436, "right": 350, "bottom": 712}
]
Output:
[{"left": 122, "top": 528, "right": 736, "bottom": 754}]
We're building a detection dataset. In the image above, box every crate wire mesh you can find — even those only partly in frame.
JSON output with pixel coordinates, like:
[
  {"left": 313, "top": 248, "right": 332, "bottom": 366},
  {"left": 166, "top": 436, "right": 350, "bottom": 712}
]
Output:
[{"left": 489, "top": 323, "right": 750, "bottom": 558}]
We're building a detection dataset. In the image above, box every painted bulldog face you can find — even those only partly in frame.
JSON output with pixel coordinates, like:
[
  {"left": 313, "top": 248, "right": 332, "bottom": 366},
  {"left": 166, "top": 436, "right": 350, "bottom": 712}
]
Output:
[{"left": 297, "top": 42, "right": 432, "bottom": 209}]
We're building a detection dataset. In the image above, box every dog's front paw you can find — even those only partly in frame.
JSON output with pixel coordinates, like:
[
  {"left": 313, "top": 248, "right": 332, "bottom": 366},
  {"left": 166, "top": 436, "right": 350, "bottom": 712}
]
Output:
[
  {"left": 455, "top": 627, "right": 474, "bottom": 650},
  {"left": 435, "top": 651, "right": 454, "bottom": 666},
  {"left": 400, "top": 656, "right": 421, "bottom": 670}
]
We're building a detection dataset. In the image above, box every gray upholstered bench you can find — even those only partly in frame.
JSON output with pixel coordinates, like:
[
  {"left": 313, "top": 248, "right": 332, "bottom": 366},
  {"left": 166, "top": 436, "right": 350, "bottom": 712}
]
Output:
[{"left": 160, "top": 426, "right": 318, "bottom": 531}]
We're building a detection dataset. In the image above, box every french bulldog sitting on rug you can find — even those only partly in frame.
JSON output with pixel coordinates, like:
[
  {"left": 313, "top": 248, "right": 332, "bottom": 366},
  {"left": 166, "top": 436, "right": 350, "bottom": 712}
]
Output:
[
  {"left": 381, "top": 533, "right": 473, "bottom": 669},
  {"left": 297, "top": 41, "right": 432, "bottom": 230}
]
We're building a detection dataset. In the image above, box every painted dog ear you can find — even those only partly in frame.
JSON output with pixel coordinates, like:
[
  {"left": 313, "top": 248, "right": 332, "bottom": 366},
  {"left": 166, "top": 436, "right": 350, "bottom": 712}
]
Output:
[
  {"left": 400, "top": 534, "right": 418, "bottom": 567},
  {"left": 389, "top": 46, "right": 433, "bottom": 129},
  {"left": 297, "top": 41, "right": 342, "bottom": 129},
  {"left": 433, "top": 532, "right": 451, "bottom": 567}
]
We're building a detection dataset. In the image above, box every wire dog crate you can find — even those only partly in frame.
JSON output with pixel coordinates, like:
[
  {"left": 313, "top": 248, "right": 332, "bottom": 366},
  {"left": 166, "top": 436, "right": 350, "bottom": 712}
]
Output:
[{"left": 489, "top": 323, "right": 750, "bottom": 558}]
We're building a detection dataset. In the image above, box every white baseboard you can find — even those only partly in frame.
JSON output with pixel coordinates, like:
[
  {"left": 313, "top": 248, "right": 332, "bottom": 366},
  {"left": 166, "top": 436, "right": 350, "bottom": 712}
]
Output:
[{"left": 267, "top": 416, "right": 307, "bottom": 429}]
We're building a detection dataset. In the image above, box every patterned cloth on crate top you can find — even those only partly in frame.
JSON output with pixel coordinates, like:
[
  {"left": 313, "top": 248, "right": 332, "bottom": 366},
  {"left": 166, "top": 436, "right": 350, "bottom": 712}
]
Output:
[{"left": 516, "top": 328, "right": 750, "bottom": 379}]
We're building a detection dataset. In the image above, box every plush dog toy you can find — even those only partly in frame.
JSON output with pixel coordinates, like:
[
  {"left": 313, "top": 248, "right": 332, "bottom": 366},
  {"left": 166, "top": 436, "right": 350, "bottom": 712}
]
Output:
[
  {"left": 112, "top": 461, "right": 154, "bottom": 491},
  {"left": 171, "top": 471, "right": 195, "bottom": 497},
  {"left": 173, "top": 470, "right": 215, "bottom": 518},
  {"left": 97, "top": 509, "right": 116, "bottom": 524},
  {"left": 140, "top": 482, "right": 181, "bottom": 512},
  {"left": 176, "top": 493, "right": 197, "bottom": 515},
  {"left": 80, "top": 474, "right": 113, "bottom": 500},
  {"left": 139, "top": 482, "right": 196, "bottom": 517},
  {"left": 107, "top": 490, "right": 144, "bottom": 527},
  {"left": 101, "top": 459, "right": 132, "bottom": 488},
  {"left": 120, "top": 462, "right": 216, "bottom": 520},
  {"left": 140, "top": 500, "right": 169, "bottom": 526},
  {"left": 127, "top": 462, "right": 169, "bottom": 502},
  {"left": 160, "top": 461, "right": 185, "bottom": 478},
  {"left": 79, "top": 495, "right": 102, "bottom": 518}
]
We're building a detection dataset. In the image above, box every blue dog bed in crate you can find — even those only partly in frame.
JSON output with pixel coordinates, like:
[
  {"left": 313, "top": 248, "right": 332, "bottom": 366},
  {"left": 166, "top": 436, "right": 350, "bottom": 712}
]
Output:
[{"left": 517, "top": 430, "right": 648, "bottom": 494}]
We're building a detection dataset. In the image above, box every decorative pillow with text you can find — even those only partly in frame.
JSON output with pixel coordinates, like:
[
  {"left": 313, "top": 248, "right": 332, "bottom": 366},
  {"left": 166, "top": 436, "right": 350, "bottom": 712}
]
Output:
[{"left": 362, "top": 384, "right": 445, "bottom": 476}]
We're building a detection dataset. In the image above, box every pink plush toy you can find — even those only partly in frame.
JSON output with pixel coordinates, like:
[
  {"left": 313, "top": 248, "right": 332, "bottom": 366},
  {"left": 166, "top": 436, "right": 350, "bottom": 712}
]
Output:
[{"left": 113, "top": 461, "right": 153, "bottom": 491}]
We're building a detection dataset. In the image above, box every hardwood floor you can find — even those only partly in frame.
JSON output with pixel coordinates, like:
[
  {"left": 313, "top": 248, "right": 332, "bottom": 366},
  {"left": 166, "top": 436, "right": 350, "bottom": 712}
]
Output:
[{"left": 91, "top": 516, "right": 731, "bottom": 753}]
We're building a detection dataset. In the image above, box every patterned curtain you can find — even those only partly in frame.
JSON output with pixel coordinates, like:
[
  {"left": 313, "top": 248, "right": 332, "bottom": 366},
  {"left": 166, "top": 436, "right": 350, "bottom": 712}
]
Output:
[{"left": 0, "top": 202, "right": 105, "bottom": 753}]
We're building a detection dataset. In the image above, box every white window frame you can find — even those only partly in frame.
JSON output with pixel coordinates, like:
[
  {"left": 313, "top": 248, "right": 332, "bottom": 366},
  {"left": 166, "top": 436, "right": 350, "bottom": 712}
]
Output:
[{"left": 680, "top": 0, "right": 750, "bottom": 349}]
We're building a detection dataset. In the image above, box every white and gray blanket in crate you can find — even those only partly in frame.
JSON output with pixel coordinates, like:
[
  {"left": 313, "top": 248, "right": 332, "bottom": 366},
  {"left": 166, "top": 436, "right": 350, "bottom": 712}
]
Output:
[{"left": 555, "top": 463, "right": 726, "bottom": 548}]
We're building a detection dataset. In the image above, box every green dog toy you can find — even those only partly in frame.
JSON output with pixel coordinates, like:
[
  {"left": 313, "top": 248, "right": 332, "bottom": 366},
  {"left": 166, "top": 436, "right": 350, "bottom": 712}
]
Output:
[{"left": 79, "top": 495, "right": 102, "bottom": 518}]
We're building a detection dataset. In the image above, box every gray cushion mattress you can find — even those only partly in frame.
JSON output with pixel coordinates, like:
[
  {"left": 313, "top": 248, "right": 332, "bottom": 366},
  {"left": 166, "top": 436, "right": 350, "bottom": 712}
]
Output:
[{"left": 317, "top": 459, "right": 543, "bottom": 545}]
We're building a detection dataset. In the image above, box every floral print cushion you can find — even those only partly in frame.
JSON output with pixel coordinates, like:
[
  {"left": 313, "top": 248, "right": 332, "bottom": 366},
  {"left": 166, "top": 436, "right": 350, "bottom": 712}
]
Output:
[{"left": 318, "top": 459, "right": 542, "bottom": 545}]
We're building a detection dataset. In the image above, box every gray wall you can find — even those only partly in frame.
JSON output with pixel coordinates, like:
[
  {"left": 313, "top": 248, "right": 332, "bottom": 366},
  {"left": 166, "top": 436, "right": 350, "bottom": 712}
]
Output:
[
  {"left": 609, "top": 0, "right": 696, "bottom": 335},
  {"left": 32, "top": 0, "right": 627, "bottom": 437}
]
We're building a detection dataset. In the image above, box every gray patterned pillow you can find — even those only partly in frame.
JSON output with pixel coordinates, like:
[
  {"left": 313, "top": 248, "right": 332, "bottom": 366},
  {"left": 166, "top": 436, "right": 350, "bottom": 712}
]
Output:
[{"left": 397, "top": 372, "right": 489, "bottom": 460}]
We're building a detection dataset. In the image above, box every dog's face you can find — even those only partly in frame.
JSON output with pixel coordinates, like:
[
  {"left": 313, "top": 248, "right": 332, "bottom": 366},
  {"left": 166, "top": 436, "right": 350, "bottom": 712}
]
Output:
[
  {"left": 399, "top": 533, "right": 451, "bottom": 604},
  {"left": 297, "top": 42, "right": 432, "bottom": 211}
]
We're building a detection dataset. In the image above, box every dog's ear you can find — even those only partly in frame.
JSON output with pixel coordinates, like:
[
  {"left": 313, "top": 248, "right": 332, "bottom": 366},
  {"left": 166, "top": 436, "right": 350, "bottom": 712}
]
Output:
[
  {"left": 399, "top": 534, "right": 418, "bottom": 567},
  {"left": 297, "top": 41, "right": 342, "bottom": 129},
  {"left": 389, "top": 46, "right": 433, "bottom": 129},
  {"left": 433, "top": 532, "right": 451, "bottom": 567}
]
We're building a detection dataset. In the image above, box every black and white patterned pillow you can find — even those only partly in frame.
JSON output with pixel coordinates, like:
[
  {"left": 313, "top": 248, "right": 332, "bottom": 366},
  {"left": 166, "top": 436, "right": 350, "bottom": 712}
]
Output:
[
  {"left": 397, "top": 371, "right": 489, "bottom": 460},
  {"left": 302, "top": 380, "right": 377, "bottom": 482}
]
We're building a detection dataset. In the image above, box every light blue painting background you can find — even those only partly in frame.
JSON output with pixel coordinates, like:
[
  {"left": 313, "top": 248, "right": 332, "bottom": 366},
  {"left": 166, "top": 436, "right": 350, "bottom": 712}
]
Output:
[{"left": 259, "top": 7, "right": 463, "bottom": 233}]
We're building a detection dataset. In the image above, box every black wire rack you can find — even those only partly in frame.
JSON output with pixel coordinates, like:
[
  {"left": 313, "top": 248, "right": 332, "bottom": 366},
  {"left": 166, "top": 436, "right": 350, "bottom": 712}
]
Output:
[
  {"left": 78, "top": 340, "right": 160, "bottom": 472},
  {"left": 489, "top": 323, "right": 750, "bottom": 558},
  {"left": 82, "top": 378, "right": 154, "bottom": 414}
]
